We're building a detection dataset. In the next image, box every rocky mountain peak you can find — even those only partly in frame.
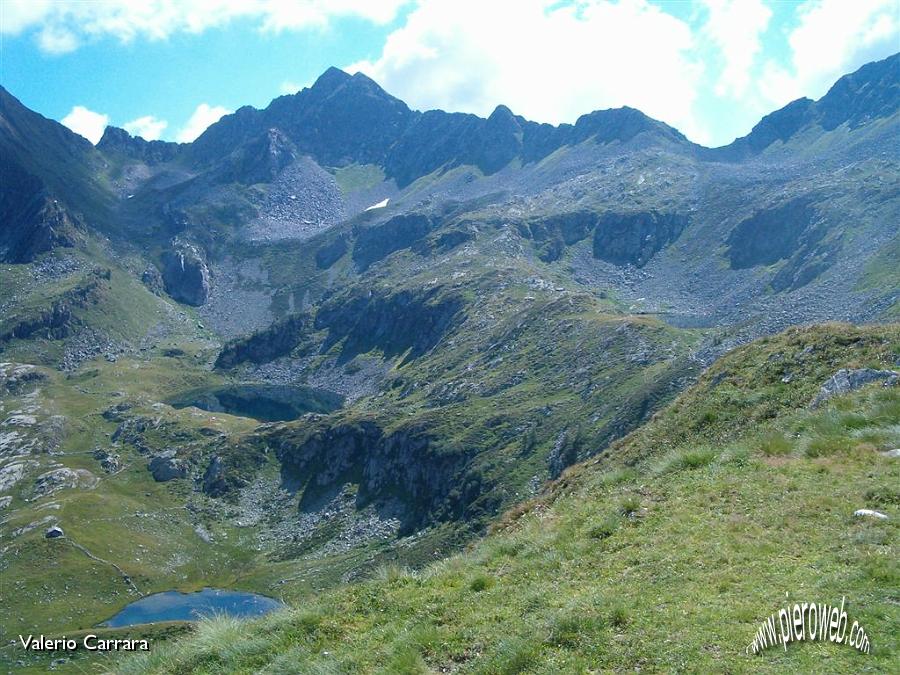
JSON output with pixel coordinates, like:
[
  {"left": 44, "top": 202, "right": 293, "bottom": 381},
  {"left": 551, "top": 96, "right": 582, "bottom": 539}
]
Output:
[
  {"left": 310, "top": 66, "right": 353, "bottom": 93},
  {"left": 816, "top": 51, "right": 899, "bottom": 130},
  {"left": 573, "top": 106, "right": 687, "bottom": 145},
  {"left": 720, "top": 51, "right": 899, "bottom": 158},
  {"left": 97, "top": 125, "right": 180, "bottom": 164}
]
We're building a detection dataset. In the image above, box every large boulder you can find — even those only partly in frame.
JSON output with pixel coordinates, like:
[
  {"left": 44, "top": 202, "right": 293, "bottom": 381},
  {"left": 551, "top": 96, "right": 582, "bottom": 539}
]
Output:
[
  {"left": 201, "top": 454, "right": 226, "bottom": 496},
  {"left": 161, "top": 241, "right": 210, "bottom": 306},
  {"left": 45, "top": 525, "right": 65, "bottom": 538},
  {"left": 812, "top": 368, "right": 899, "bottom": 407},
  {"left": 148, "top": 450, "right": 188, "bottom": 482}
]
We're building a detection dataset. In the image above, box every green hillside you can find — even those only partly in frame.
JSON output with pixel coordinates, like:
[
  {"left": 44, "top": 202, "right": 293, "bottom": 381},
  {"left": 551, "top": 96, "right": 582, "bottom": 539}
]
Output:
[{"left": 113, "top": 323, "right": 899, "bottom": 674}]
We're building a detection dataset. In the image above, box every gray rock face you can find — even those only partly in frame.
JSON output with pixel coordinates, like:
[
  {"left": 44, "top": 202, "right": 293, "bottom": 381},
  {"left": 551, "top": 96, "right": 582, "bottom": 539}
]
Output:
[
  {"left": 812, "top": 368, "right": 899, "bottom": 407},
  {"left": 0, "top": 461, "right": 35, "bottom": 491},
  {"left": 0, "top": 363, "right": 45, "bottom": 394},
  {"left": 201, "top": 454, "right": 226, "bottom": 495},
  {"left": 314, "top": 286, "right": 464, "bottom": 363},
  {"left": 274, "top": 419, "right": 473, "bottom": 533},
  {"left": 33, "top": 467, "right": 97, "bottom": 497},
  {"left": 592, "top": 211, "right": 689, "bottom": 268},
  {"left": 148, "top": 450, "right": 187, "bottom": 482},
  {"left": 727, "top": 199, "right": 819, "bottom": 269},
  {"left": 161, "top": 241, "right": 210, "bottom": 306},
  {"left": 96, "top": 125, "right": 180, "bottom": 164},
  {"left": 352, "top": 214, "right": 435, "bottom": 271},
  {"left": 141, "top": 264, "right": 165, "bottom": 295},
  {"left": 215, "top": 314, "right": 308, "bottom": 369},
  {"left": 0, "top": 162, "right": 83, "bottom": 263}
]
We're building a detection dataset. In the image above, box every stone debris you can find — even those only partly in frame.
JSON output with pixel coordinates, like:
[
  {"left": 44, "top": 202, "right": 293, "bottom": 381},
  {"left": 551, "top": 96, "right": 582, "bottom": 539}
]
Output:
[{"left": 93, "top": 448, "right": 121, "bottom": 473}]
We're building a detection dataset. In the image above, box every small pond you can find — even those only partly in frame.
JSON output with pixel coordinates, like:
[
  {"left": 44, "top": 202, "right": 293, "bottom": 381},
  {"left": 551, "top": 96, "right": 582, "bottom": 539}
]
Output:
[
  {"left": 167, "top": 383, "right": 343, "bottom": 421},
  {"left": 103, "top": 588, "right": 284, "bottom": 627}
]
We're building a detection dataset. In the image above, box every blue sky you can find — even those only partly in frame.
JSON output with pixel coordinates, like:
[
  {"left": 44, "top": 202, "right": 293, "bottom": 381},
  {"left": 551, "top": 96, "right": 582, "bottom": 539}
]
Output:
[{"left": 1, "top": 1, "right": 897, "bottom": 147}]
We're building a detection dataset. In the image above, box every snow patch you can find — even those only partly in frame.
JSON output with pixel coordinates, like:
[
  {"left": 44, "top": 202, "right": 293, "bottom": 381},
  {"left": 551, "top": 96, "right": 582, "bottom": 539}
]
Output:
[{"left": 365, "top": 198, "right": 390, "bottom": 211}]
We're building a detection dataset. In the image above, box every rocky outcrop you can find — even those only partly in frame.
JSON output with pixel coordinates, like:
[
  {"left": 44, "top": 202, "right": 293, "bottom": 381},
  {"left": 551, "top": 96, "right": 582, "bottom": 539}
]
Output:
[
  {"left": 726, "top": 199, "right": 822, "bottom": 269},
  {"left": 769, "top": 233, "right": 841, "bottom": 292},
  {"left": 0, "top": 271, "right": 108, "bottom": 343},
  {"left": 215, "top": 314, "right": 309, "bottom": 369},
  {"left": 519, "top": 211, "right": 595, "bottom": 262},
  {"left": 315, "top": 286, "right": 464, "bottom": 363},
  {"left": 592, "top": 211, "right": 689, "bottom": 267},
  {"left": 202, "top": 454, "right": 226, "bottom": 496},
  {"left": 517, "top": 210, "right": 689, "bottom": 266},
  {"left": 148, "top": 450, "right": 188, "bottom": 482},
  {"left": 273, "top": 419, "right": 473, "bottom": 532},
  {"left": 315, "top": 233, "right": 349, "bottom": 269},
  {"left": 92, "top": 448, "right": 120, "bottom": 473},
  {"left": 200, "top": 443, "right": 268, "bottom": 499},
  {"left": 0, "top": 163, "right": 83, "bottom": 263},
  {"left": 352, "top": 214, "right": 435, "bottom": 271},
  {"left": 0, "top": 363, "right": 45, "bottom": 394},
  {"left": 141, "top": 264, "right": 165, "bottom": 295},
  {"left": 97, "top": 126, "right": 180, "bottom": 164},
  {"left": 0, "top": 461, "right": 35, "bottom": 492},
  {"left": 33, "top": 467, "right": 98, "bottom": 497},
  {"left": 161, "top": 241, "right": 210, "bottom": 306},
  {"left": 812, "top": 368, "right": 899, "bottom": 407},
  {"left": 214, "top": 128, "right": 298, "bottom": 185}
]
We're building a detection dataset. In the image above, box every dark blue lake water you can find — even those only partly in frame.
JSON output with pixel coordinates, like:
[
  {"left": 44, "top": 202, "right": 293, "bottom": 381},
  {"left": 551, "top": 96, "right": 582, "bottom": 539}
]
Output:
[
  {"left": 167, "top": 384, "right": 343, "bottom": 421},
  {"left": 103, "top": 588, "right": 283, "bottom": 627}
]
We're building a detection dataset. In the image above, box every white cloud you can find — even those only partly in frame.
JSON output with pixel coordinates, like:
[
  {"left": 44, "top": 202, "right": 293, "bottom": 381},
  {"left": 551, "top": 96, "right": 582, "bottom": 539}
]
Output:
[
  {"left": 347, "top": 0, "right": 708, "bottom": 143},
  {"left": 279, "top": 80, "right": 304, "bottom": 95},
  {"left": 36, "top": 24, "right": 78, "bottom": 53},
  {"left": 759, "top": 0, "right": 899, "bottom": 108},
  {"left": 1, "top": 0, "right": 410, "bottom": 53},
  {"left": 176, "top": 103, "right": 231, "bottom": 142},
  {"left": 123, "top": 115, "right": 168, "bottom": 140},
  {"left": 701, "top": 0, "right": 772, "bottom": 98},
  {"left": 61, "top": 105, "right": 109, "bottom": 144},
  {"left": 0, "top": 0, "right": 53, "bottom": 33}
]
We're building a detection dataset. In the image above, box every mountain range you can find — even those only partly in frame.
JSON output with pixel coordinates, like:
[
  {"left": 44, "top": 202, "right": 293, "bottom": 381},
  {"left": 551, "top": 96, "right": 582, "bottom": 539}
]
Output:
[{"left": 0, "top": 53, "right": 898, "bottom": 673}]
